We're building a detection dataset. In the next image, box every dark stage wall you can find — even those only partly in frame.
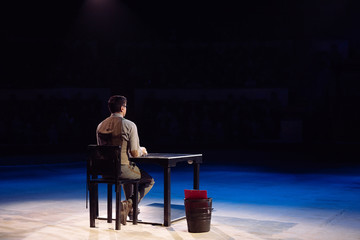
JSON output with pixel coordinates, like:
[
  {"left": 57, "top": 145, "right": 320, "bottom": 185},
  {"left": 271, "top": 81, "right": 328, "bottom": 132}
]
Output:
[{"left": 1, "top": 1, "right": 360, "bottom": 168}]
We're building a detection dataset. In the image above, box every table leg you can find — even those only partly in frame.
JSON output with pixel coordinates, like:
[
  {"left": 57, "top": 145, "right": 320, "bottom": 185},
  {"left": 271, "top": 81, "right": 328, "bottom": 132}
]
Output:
[
  {"left": 164, "top": 166, "right": 171, "bottom": 226},
  {"left": 193, "top": 163, "right": 200, "bottom": 190}
]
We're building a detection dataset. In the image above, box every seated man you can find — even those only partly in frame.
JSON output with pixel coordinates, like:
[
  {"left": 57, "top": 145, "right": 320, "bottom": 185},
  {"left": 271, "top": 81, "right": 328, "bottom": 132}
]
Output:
[{"left": 96, "top": 95, "right": 154, "bottom": 224}]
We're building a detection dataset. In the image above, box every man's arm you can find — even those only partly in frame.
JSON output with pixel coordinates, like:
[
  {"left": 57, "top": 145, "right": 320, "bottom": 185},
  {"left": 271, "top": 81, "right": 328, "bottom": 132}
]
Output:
[
  {"left": 128, "top": 121, "right": 147, "bottom": 157},
  {"left": 130, "top": 147, "right": 147, "bottom": 157}
]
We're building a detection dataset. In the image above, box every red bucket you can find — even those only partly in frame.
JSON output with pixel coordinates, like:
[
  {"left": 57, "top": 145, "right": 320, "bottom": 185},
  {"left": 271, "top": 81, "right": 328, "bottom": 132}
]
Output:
[{"left": 184, "top": 189, "right": 208, "bottom": 199}]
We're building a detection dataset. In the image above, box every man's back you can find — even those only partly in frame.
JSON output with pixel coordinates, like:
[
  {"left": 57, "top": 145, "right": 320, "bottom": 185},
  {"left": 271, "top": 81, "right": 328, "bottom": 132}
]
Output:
[{"left": 96, "top": 115, "right": 122, "bottom": 146}]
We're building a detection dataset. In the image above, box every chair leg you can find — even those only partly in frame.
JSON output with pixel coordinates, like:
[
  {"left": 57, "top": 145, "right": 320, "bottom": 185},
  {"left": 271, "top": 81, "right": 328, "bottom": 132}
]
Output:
[
  {"left": 89, "top": 183, "right": 96, "bottom": 228},
  {"left": 115, "top": 184, "right": 121, "bottom": 230},
  {"left": 107, "top": 184, "right": 112, "bottom": 223},
  {"left": 132, "top": 182, "right": 139, "bottom": 225},
  {"left": 94, "top": 183, "right": 99, "bottom": 218}
]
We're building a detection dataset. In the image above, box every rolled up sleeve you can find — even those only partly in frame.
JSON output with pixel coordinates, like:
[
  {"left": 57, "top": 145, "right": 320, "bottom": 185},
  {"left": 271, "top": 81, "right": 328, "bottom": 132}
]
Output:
[{"left": 123, "top": 119, "right": 143, "bottom": 157}]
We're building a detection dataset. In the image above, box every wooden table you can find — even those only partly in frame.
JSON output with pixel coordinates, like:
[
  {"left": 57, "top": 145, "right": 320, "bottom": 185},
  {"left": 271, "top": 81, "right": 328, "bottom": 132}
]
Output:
[{"left": 130, "top": 153, "right": 203, "bottom": 226}]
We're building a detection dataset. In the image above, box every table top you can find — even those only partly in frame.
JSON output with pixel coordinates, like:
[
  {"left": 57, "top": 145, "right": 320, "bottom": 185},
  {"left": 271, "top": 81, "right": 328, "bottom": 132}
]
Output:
[
  {"left": 130, "top": 153, "right": 203, "bottom": 167},
  {"left": 131, "top": 153, "right": 202, "bottom": 159}
]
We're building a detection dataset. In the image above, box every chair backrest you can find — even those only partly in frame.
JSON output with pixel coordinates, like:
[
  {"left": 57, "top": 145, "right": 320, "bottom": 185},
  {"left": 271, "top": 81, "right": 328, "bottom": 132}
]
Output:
[{"left": 87, "top": 144, "right": 121, "bottom": 179}]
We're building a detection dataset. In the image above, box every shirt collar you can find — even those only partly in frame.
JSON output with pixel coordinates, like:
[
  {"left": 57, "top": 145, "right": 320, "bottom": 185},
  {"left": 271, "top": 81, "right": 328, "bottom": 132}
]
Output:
[{"left": 111, "top": 113, "right": 123, "bottom": 118}]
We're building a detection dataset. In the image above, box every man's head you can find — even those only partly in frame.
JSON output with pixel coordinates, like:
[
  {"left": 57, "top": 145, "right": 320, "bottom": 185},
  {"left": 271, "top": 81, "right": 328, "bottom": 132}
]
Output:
[{"left": 108, "top": 95, "right": 127, "bottom": 116}]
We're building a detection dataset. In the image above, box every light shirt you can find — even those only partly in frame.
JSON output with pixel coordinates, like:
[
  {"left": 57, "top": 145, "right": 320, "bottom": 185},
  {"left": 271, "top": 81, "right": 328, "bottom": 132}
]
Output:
[{"left": 96, "top": 113, "right": 143, "bottom": 164}]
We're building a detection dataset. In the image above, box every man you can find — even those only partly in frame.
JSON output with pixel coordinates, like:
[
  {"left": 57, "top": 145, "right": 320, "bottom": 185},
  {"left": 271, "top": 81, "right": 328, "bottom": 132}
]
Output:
[{"left": 96, "top": 95, "right": 154, "bottom": 225}]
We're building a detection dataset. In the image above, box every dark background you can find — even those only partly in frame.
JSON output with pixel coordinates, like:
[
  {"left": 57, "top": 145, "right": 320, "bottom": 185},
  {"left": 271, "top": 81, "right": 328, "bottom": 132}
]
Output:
[{"left": 1, "top": 0, "right": 359, "bottom": 169}]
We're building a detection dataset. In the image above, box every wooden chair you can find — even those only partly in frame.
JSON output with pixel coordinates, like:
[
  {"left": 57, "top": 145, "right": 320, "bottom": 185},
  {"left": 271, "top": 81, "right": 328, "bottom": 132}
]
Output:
[{"left": 87, "top": 144, "right": 139, "bottom": 230}]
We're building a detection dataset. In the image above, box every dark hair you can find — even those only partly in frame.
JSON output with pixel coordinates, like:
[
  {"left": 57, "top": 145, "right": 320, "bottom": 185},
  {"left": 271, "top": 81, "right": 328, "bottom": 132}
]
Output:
[{"left": 108, "top": 95, "right": 127, "bottom": 113}]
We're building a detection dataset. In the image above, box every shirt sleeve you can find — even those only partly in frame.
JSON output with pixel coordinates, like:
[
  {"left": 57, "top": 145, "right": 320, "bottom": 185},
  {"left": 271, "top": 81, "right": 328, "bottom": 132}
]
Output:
[{"left": 126, "top": 120, "right": 143, "bottom": 156}]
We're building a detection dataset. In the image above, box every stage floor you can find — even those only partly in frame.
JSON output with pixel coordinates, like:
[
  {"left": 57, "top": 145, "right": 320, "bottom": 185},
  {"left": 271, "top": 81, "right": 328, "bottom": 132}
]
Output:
[{"left": 1, "top": 155, "right": 360, "bottom": 240}]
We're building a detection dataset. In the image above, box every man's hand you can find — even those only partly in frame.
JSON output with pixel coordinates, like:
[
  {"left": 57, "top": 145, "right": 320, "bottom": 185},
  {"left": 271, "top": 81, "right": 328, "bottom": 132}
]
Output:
[{"left": 140, "top": 147, "right": 148, "bottom": 156}]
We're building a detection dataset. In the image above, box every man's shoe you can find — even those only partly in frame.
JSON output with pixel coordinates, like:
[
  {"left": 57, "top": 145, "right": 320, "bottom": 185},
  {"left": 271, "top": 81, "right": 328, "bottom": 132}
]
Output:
[{"left": 120, "top": 200, "right": 132, "bottom": 225}]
